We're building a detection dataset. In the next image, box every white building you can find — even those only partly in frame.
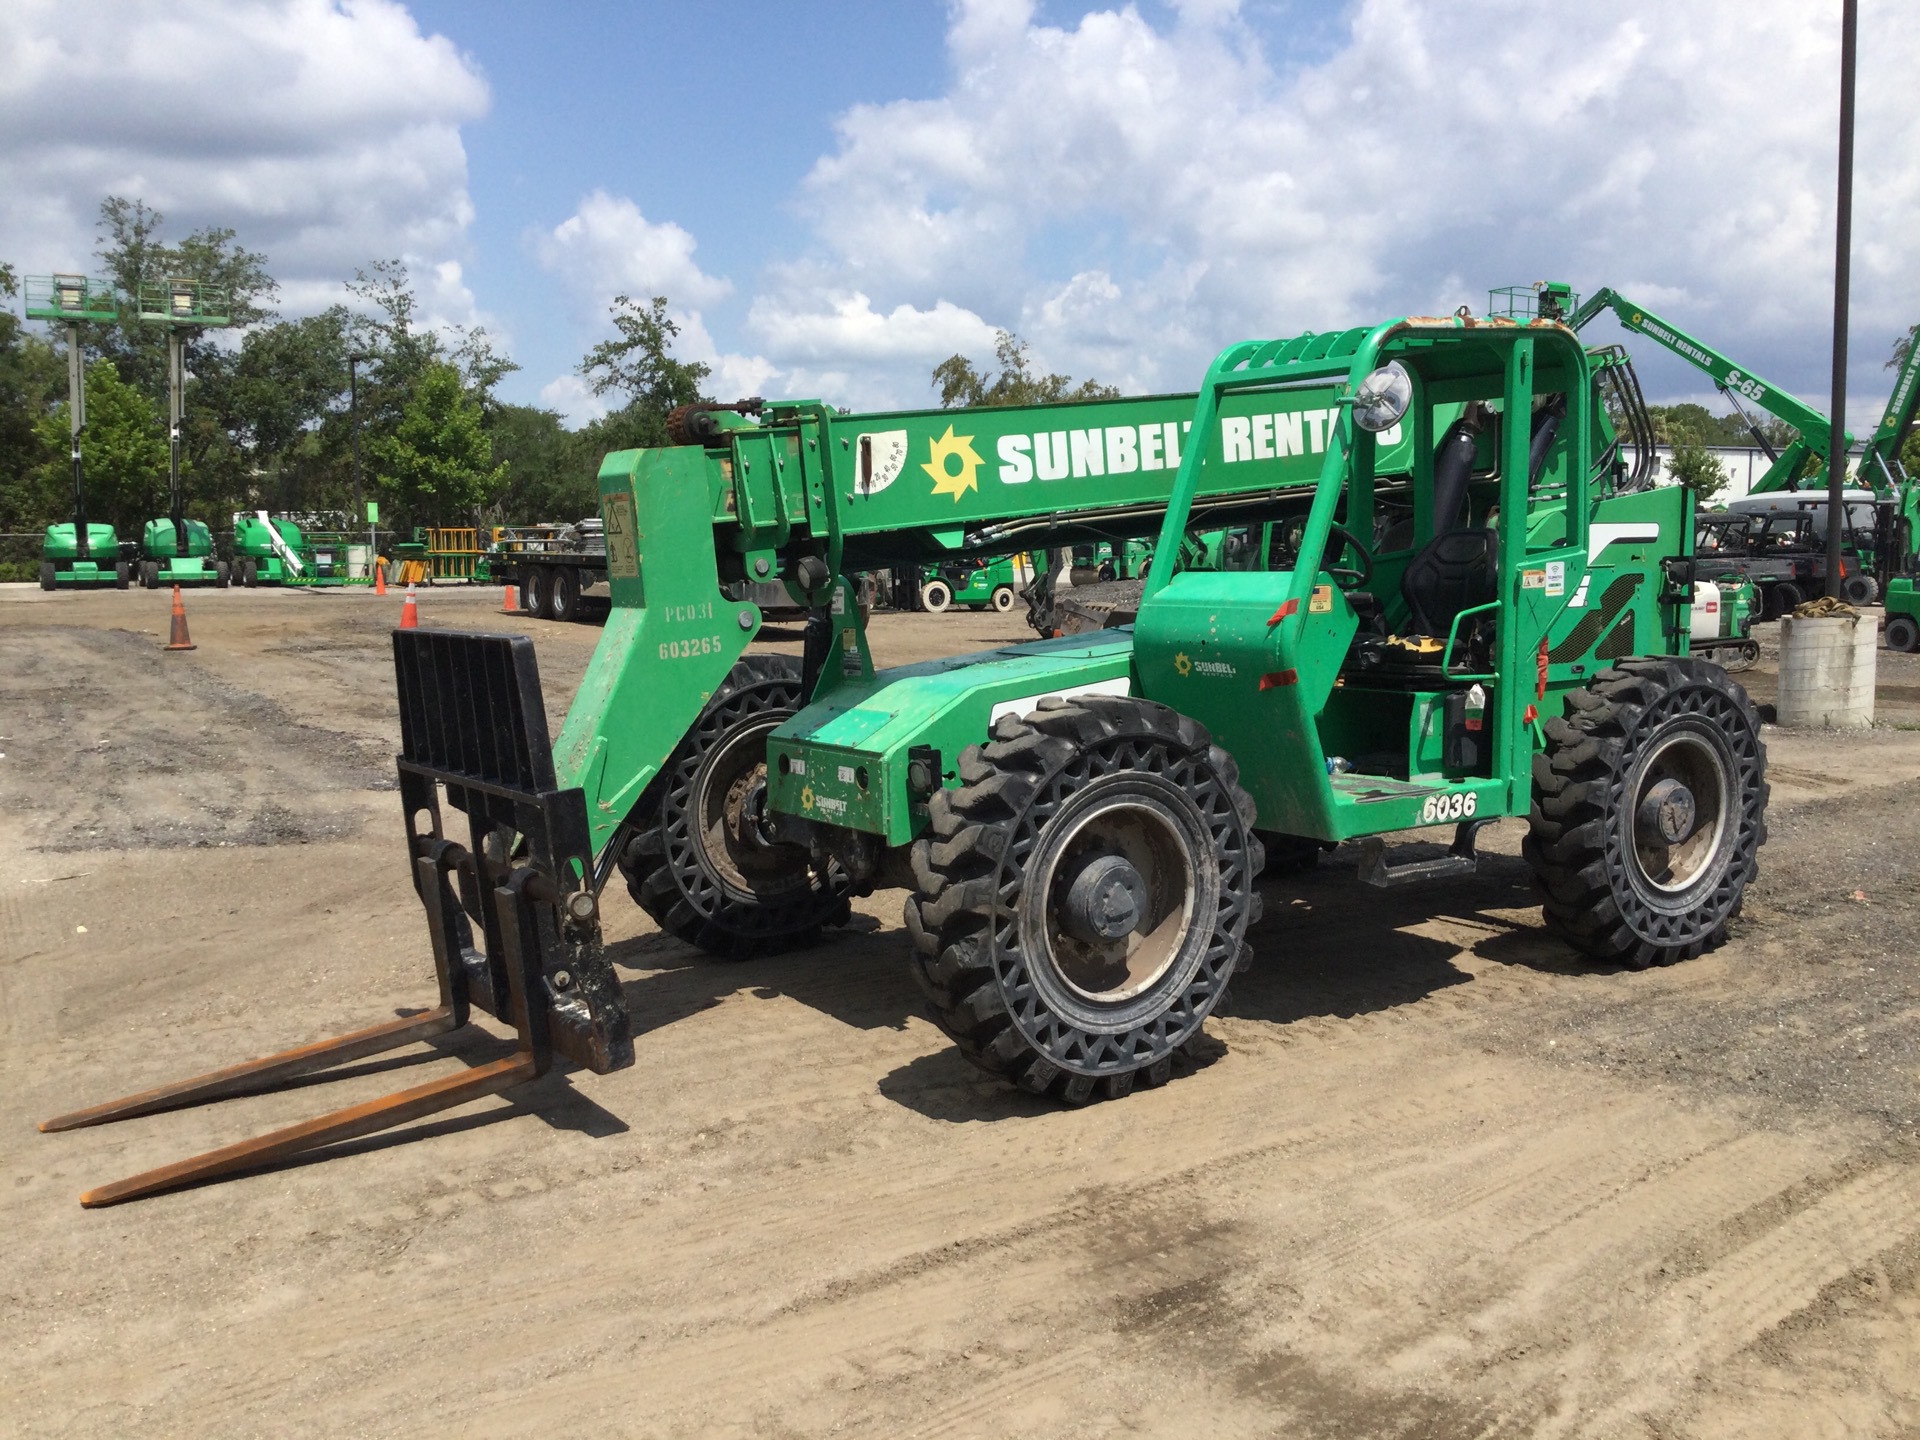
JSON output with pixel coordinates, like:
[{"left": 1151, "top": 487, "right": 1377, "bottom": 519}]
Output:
[{"left": 1634, "top": 446, "right": 1860, "bottom": 503}]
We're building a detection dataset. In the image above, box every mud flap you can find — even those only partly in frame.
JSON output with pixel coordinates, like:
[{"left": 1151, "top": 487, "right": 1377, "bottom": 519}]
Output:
[{"left": 39, "top": 630, "right": 632, "bottom": 1207}]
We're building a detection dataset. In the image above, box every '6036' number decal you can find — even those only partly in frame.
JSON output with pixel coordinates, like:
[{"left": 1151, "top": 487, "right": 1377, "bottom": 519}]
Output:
[
  {"left": 658, "top": 634, "right": 724, "bottom": 660},
  {"left": 1420, "top": 790, "right": 1479, "bottom": 824}
]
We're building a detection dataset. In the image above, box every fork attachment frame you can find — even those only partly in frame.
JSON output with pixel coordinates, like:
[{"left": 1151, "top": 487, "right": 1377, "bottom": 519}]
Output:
[{"left": 40, "top": 630, "right": 633, "bottom": 1206}]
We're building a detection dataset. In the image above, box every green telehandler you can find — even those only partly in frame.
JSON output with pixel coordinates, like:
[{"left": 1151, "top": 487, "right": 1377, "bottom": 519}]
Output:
[{"left": 46, "top": 302, "right": 1770, "bottom": 1203}]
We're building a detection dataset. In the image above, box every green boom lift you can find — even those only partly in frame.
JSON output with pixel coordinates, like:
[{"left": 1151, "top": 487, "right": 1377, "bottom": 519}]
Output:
[
  {"left": 46, "top": 302, "right": 1772, "bottom": 1203},
  {"left": 133, "top": 280, "right": 233, "bottom": 588},
  {"left": 27, "top": 275, "right": 130, "bottom": 590}
]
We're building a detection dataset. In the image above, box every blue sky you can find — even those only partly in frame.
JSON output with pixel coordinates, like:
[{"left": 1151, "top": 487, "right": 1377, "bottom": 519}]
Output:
[
  {"left": 402, "top": 0, "right": 955, "bottom": 407},
  {"left": 3, "top": 1, "right": 1917, "bottom": 433}
]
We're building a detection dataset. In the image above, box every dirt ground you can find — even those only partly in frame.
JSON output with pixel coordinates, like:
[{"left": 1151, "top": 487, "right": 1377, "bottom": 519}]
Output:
[{"left": 2, "top": 581, "right": 1919, "bottom": 1439}]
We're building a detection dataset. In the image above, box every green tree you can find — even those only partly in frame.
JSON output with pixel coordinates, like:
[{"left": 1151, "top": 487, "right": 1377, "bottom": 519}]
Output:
[
  {"left": 92, "top": 196, "right": 276, "bottom": 398},
  {"left": 1665, "top": 439, "right": 1729, "bottom": 503},
  {"left": 932, "top": 331, "right": 1120, "bottom": 408},
  {"left": 576, "top": 294, "right": 711, "bottom": 450},
  {"left": 1647, "top": 400, "right": 1794, "bottom": 451},
  {"left": 0, "top": 264, "right": 64, "bottom": 535},
  {"left": 488, "top": 403, "right": 600, "bottom": 524},
  {"left": 31, "top": 360, "right": 169, "bottom": 535},
  {"left": 369, "top": 360, "right": 504, "bottom": 521}
]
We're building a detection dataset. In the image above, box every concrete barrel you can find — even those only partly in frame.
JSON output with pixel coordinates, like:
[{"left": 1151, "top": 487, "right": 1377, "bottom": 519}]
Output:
[{"left": 1777, "top": 614, "right": 1876, "bottom": 728}]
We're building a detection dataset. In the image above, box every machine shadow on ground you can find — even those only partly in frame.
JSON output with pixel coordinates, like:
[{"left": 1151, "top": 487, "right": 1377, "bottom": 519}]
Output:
[{"left": 597, "top": 839, "right": 1596, "bottom": 1126}]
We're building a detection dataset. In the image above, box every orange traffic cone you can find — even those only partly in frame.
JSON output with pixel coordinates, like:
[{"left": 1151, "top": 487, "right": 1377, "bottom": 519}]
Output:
[
  {"left": 399, "top": 584, "right": 419, "bottom": 630},
  {"left": 373, "top": 562, "right": 387, "bottom": 596},
  {"left": 163, "top": 585, "right": 196, "bottom": 651},
  {"left": 502, "top": 583, "right": 517, "bottom": 614}
]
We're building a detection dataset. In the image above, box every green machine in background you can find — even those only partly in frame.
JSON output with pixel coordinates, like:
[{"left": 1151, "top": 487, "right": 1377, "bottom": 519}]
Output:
[
  {"left": 1860, "top": 320, "right": 1920, "bottom": 585},
  {"left": 919, "top": 554, "right": 1024, "bottom": 613},
  {"left": 233, "top": 513, "right": 307, "bottom": 585},
  {"left": 27, "top": 275, "right": 130, "bottom": 590},
  {"left": 134, "top": 279, "right": 232, "bottom": 588}
]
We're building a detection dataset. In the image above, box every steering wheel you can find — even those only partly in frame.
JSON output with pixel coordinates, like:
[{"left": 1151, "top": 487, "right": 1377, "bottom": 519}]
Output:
[{"left": 1321, "top": 524, "right": 1374, "bottom": 591}]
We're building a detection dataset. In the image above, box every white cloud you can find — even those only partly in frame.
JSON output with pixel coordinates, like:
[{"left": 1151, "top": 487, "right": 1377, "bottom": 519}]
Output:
[
  {"left": 748, "top": 287, "right": 995, "bottom": 363},
  {"left": 534, "top": 189, "right": 778, "bottom": 412},
  {"left": 532, "top": 190, "right": 733, "bottom": 310},
  {"left": 762, "top": 0, "right": 1920, "bottom": 412},
  {"left": 539, "top": 372, "right": 606, "bottom": 427},
  {"left": 0, "top": 0, "right": 489, "bottom": 316}
]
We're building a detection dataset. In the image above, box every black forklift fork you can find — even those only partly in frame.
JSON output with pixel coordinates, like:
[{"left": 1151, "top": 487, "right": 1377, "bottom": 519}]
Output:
[{"left": 39, "top": 631, "right": 633, "bottom": 1207}]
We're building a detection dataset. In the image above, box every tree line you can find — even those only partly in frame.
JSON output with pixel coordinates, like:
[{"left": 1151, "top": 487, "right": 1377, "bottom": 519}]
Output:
[{"left": 0, "top": 198, "right": 711, "bottom": 547}]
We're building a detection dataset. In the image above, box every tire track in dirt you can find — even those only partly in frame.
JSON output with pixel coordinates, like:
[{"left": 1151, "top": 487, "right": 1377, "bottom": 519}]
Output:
[{"left": 1575, "top": 1162, "right": 1920, "bottom": 1437}]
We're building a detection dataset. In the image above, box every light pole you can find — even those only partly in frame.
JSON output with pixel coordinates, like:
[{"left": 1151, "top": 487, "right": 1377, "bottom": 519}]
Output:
[
  {"left": 348, "top": 351, "right": 371, "bottom": 566},
  {"left": 1826, "top": 0, "right": 1858, "bottom": 597}
]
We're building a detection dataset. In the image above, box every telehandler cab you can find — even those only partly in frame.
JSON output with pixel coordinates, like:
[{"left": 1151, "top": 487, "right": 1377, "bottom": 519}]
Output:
[{"left": 46, "top": 301, "right": 1769, "bottom": 1202}]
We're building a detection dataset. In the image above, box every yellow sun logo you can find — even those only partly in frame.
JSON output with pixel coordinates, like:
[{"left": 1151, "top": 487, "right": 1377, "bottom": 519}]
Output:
[
  {"left": 1174, "top": 652, "right": 1192, "bottom": 676},
  {"left": 923, "top": 425, "right": 984, "bottom": 501},
  {"left": 800, "top": 784, "right": 816, "bottom": 811}
]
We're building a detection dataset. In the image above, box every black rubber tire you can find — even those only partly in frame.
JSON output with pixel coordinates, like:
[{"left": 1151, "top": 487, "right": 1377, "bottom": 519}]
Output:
[
  {"left": 904, "top": 696, "right": 1264, "bottom": 1102},
  {"left": 216, "top": 560, "right": 231, "bottom": 589},
  {"left": 922, "top": 579, "right": 952, "bottom": 614},
  {"left": 1842, "top": 573, "right": 1877, "bottom": 606},
  {"left": 39, "top": 561, "right": 55, "bottom": 591},
  {"left": 1098, "top": 562, "right": 1116, "bottom": 582},
  {"left": 550, "top": 566, "right": 581, "bottom": 623},
  {"left": 526, "top": 566, "right": 553, "bottom": 620},
  {"left": 1770, "top": 581, "right": 1804, "bottom": 618},
  {"left": 616, "top": 653, "right": 851, "bottom": 958},
  {"left": 140, "top": 560, "right": 158, "bottom": 589},
  {"left": 1524, "top": 657, "right": 1767, "bottom": 970},
  {"left": 990, "top": 584, "right": 1017, "bottom": 614},
  {"left": 243, "top": 559, "right": 258, "bottom": 588},
  {"left": 517, "top": 576, "right": 534, "bottom": 614},
  {"left": 1886, "top": 614, "right": 1920, "bottom": 653},
  {"left": 114, "top": 561, "right": 130, "bottom": 590}
]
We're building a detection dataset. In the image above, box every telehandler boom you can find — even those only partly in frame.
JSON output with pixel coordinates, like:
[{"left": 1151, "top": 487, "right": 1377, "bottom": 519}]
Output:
[
  {"left": 46, "top": 303, "right": 1769, "bottom": 1201},
  {"left": 1567, "top": 284, "right": 1848, "bottom": 497}
]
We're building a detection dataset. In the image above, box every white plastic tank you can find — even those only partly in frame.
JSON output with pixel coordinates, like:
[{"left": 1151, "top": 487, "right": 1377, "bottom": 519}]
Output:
[
  {"left": 1777, "top": 614, "right": 1877, "bottom": 728},
  {"left": 1689, "top": 581, "right": 1722, "bottom": 642},
  {"left": 345, "top": 543, "right": 371, "bottom": 579}
]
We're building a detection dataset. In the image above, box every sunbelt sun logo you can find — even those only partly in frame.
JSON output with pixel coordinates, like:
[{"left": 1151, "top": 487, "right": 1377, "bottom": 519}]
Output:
[{"left": 924, "top": 425, "right": 985, "bottom": 500}]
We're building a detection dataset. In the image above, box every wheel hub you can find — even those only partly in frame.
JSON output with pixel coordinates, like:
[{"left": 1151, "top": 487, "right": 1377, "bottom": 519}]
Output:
[
  {"left": 1627, "top": 726, "right": 1733, "bottom": 897},
  {"left": 1061, "top": 855, "right": 1148, "bottom": 943},
  {"left": 1027, "top": 783, "right": 1207, "bottom": 1008},
  {"left": 728, "top": 774, "right": 779, "bottom": 852},
  {"left": 1636, "top": 777, "right": 1696, "bottom": 846}
]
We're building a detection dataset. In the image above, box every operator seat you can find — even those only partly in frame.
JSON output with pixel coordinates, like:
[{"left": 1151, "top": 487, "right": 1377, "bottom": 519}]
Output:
[
  {"left": 1399, "top": 405, "right": 1497, "bottom": 639},
  {"left": 1400, "top": 528, "right": 1499, "bottom": 637}
]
